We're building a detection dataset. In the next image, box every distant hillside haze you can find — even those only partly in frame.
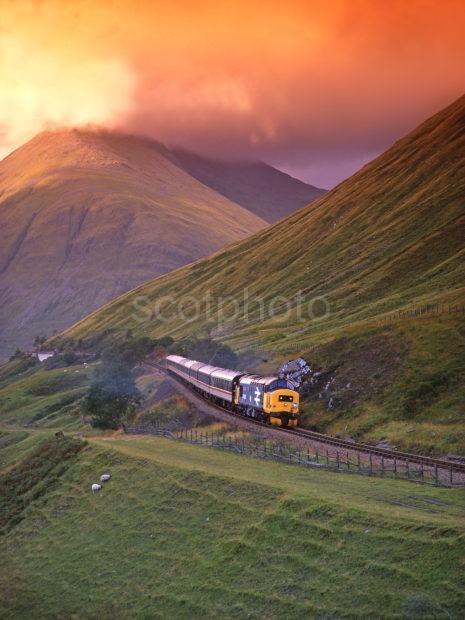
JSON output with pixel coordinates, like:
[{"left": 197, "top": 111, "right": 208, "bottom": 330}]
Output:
[
  {"left": 170, "top": 149, "right": 326, "bottom": 223},
  {"left": 0, "top": 128, "right": 277, "bottom": 356}
]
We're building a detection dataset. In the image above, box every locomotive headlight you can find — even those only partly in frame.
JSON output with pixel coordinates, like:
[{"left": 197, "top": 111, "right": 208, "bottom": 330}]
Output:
[{"left": 292, "top": 403, "right": 298, "bottom": 408}]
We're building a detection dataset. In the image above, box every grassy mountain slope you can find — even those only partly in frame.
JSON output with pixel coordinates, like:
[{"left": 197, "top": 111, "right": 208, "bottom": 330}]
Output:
[
  {"left": 0, "top": 129, "right": 267, "bottom": 357},
  {"left": 171, "top": 148, "right": 326, "bottom": 222},
  {"left": 0, "top": 359, "right": 94, "bottom": 429},
  {"left": 59, "top": 95, "right": 465, "bottom": 453},
  {"left": 1, "top": 433, "right": 464, "bottom": 618},
  {"left": 63, "top": 96, "right": 465, "bottom": 341}
]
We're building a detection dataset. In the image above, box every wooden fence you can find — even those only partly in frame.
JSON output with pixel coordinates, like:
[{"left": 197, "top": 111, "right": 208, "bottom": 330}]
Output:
[
  {"left": 125, "top": 425, "right": 462, "bottom": 487},
  {"left": 379, "top": 303, "right": 465, "bottom": 324}
]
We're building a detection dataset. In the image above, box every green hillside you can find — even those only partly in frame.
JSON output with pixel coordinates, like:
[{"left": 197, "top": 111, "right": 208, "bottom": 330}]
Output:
[
  {"left": 0, "top": 357, "right": 94, "bottom": 429},
  {"left": 1, "top": 432, "right": 464, "bottom": 618},
  {"left": 56, "top": 95, "right": 465, "bottom": 453}
]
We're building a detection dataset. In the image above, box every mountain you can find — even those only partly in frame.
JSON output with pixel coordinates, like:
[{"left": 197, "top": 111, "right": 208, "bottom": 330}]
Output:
[
  {"left": 0, "top": 128, "right": 268, "bottom": 356},
  {"left": 60, "top": 95, "right": 465, "bottom": 453},
  {"left": 64, "top": 95, "right": 465, "bottom": 343},
  {"left": 170, "top": 149, "right": 326, "bottom": 223}
]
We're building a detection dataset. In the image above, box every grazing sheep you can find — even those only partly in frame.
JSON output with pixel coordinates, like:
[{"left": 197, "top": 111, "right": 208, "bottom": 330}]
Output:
[
  {"left": 100, "top": 473, "right": 111, "bottom": 482},
  {"left": 91, "top": 483, "right": 102, "bottom": 494}
]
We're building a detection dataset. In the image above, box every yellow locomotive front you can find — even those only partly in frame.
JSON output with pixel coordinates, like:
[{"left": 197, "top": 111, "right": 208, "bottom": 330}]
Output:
[
  {"left": 236, "top": 375, "right": 300, "bottom": 427},
  {"left": 264, "top": 381, "right": 300, "bottom": 427}
]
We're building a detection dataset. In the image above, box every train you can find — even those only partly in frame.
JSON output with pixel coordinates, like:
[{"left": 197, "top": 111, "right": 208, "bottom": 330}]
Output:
[{"left": 165, "top": 354, "right": 300, "bottom": 427}]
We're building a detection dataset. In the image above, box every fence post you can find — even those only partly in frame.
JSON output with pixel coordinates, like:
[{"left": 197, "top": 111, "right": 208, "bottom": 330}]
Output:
[
  {"left": 406, "top": 459, "right": 410, "bottom": 479},
  {"left": 435, "top": 464, "right": 439, "bottom": 485},
  {"left": 369, "top": 454, "right": 373, "bottom": 476},
  {"left": 381, "top": 457, "right": 384, "bottom": 477},
  {"left": 450, "top": 465, "right": 453, "bottom": 486},
  {"left": 357, "top": 453, "right": 361, "bottom": 473},
  {"left": 394, "top": 458, "right": 397, "bottom": 477},
  {"left": 336, "top": 451, "right": 340, "bottom": 470},
  {"left": 326, "top": 449, "right": 329, "bottom": 466},
  {"left": 315, "top": 448, "right": 318, "bottom": 464},
  {"left": 420, "top": 462, "right": 424, "bottom": 481}
]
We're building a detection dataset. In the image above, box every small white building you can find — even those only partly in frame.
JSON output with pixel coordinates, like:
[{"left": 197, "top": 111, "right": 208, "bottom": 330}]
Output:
[{"left": 37, "top": 351, "right": 55, "bottom": 362}]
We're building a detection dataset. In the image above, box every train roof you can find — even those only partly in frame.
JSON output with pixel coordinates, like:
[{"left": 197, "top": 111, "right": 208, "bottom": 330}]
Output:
[
  {"left": 166, "top": 355, "right": 242, "bottom": 380},
  {"left": 190, "top": 361, "right": 207, "bottom": 372},
  {"left": 210, "top": 367, "right": 243, "bottom": 381},
  {"left": 166, "top": 355, "right": 297, "bottom": 389},
  {"left": 196, "top": 363, "right": 221, "bottom": 375},
  {"left": 166, "top": 355, "right": 197, "bottom": 369},
  {"left": 239, "top": 374, "right": 280, "bottom": 386},
  {"left": 166, "top": 354, "right": 186, "bottom": 364}
]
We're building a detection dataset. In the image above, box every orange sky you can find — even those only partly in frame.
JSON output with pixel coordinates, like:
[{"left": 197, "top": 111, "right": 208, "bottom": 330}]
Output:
[{"left": 1, "top": 0, "right": 464, "bottom": 186}]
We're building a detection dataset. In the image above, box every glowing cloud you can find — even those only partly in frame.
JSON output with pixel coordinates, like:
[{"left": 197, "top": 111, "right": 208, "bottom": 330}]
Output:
[
  {"left": 0, "top": 0, "right": 464, "bottom": 185},
  {"left": 0, "top": 30, "right": 134, "bottom": 158}
]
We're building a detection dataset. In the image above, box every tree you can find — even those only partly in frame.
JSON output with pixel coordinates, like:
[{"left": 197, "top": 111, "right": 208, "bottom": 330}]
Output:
[
  {"left": 62, "top": 349, "right": 78, "bottom": 366},
  {"left": 81, "top": 342, "right": 142, "bottom": 429},
  {"left": 33, "top": 335, "right": 47, "bottom": 350},
  {"left": 175, "top": 337, "right": 238, "bottom": 368},
  {"left": 82, "top": 361, "right": 140, "bottom": 429},
  {"left": 153, "top": 335, "right": 174, "bottom": 349},
  {"left": 102, "top": 336, "right": 154, "bottom": 367},
  {"left": 9, "top": 348, "right": 24, "bottom": 361}
]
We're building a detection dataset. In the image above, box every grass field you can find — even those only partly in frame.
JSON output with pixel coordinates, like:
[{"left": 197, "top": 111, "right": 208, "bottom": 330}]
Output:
[
  {"left": 1, "top": 432, "right": 464, "bottom": 618},
  {"left": 0, "top": 361, "right": 95, "bottom": 429}
]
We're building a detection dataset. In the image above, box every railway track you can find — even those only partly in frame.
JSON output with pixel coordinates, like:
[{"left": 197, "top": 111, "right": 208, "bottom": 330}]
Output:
[{"left": 146, "top": 360, "right": 465, "bottom": 475}]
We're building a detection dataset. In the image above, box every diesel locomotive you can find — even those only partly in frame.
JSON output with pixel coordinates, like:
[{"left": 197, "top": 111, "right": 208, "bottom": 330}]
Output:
[{"left": 165, "top": 354, "right": 300, "bottom": 427}]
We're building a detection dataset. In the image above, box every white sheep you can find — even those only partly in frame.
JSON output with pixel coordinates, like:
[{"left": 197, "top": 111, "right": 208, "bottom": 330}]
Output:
[
  {"left": 91, "top": 483, "right": 102, "bottom": 494},
  {"left": 100, "top": 473, "right": 111, "bottom": 482}
]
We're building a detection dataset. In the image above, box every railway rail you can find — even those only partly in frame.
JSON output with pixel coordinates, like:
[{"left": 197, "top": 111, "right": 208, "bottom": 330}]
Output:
[{"left": 146, "top": 360, "right": 465, "bottom": 476}]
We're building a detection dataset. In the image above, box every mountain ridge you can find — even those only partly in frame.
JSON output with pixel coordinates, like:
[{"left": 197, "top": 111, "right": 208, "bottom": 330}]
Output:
[
  {"left": 0, "top": 128, "right": 270, "bottom": 356},
  {"left": 169, "top": 148, "right": 326, "bottom": 223}
]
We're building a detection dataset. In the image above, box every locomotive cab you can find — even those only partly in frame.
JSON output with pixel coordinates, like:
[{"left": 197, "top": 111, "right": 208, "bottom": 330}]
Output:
[{"left": 264, "top": 379, "right": 300, "bottom": 427}]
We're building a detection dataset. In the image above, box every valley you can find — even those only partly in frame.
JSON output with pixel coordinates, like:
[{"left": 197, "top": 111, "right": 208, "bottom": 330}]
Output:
[
  {"left": 49, "top": 96, "right": 465, "bottom": 455},
  {"left": 1, "top": 2, "right": 464, "bottom": 619}
]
